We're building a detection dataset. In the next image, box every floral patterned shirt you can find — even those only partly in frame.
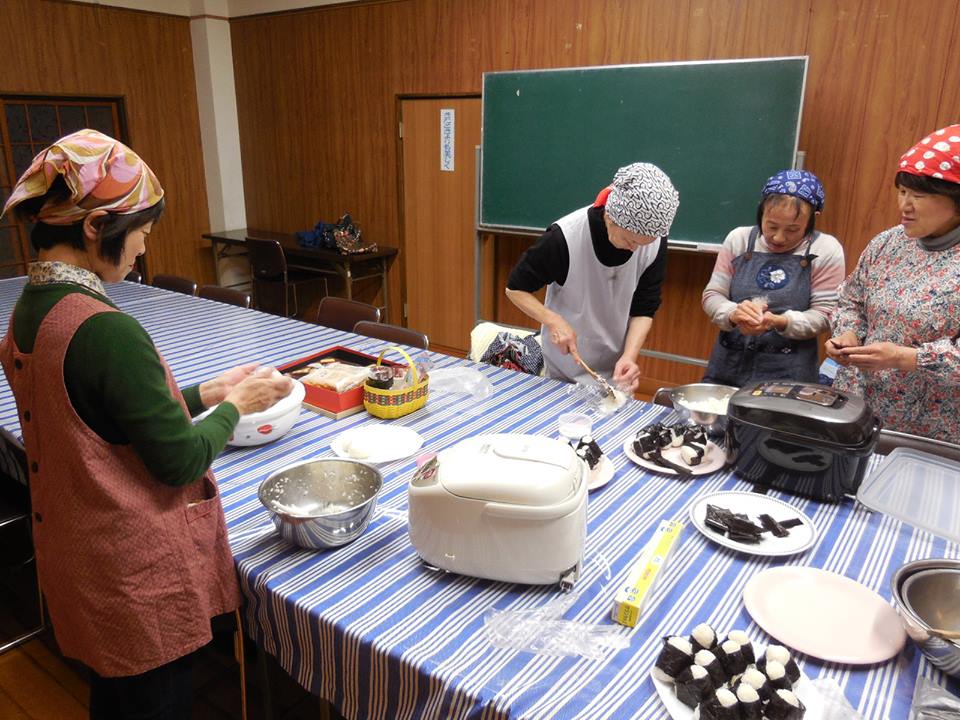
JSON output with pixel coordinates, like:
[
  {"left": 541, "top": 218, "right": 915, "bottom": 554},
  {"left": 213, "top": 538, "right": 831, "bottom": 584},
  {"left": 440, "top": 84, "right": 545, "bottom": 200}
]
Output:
[{"left": 832, "top": 224, "right": 960, "bottom": 441}]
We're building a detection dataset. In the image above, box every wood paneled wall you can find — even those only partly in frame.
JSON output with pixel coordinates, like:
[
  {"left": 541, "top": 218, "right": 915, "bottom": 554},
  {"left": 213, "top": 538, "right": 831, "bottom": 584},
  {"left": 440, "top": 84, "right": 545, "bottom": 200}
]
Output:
[
  {"left": 230, "top": 0, "right": 960, "bottom": 386},
  {"left": 0, "top": 0, "right": 212, "bottom": 283}
]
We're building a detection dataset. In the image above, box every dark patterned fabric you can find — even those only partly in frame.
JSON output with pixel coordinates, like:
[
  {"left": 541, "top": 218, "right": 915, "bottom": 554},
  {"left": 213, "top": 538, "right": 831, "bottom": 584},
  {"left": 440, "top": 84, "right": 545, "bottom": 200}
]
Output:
[
  {"left": 604, "top": 162, "right": 679, "bottom": 237},
  {"left": 480, "top": 331, "right": 543, "bottom": 375}
]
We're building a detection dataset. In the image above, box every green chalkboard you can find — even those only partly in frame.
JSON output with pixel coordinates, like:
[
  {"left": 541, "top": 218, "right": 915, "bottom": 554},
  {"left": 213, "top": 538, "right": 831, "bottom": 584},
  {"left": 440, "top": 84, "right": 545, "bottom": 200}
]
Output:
[{"left": 480, "top": 58, "right": 807, "bottom": 247}]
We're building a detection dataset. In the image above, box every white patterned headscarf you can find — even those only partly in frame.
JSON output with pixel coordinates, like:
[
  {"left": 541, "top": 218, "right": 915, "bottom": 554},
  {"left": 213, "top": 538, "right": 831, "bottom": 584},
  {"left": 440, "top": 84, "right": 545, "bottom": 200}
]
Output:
[{"left": 604, "top": 162, "right": 679, "bottom": 237}]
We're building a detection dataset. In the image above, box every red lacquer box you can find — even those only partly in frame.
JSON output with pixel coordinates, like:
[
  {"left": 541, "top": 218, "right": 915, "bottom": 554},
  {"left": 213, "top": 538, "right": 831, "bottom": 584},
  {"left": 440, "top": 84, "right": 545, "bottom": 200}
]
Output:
[{"left": 277, "top": 346, "right": 401, "bottom": 419}]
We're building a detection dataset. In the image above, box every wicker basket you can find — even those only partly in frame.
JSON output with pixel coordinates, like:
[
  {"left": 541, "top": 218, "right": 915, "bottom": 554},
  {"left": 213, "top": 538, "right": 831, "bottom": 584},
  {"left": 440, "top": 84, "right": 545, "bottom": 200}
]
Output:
[{"left": 363, "top": 346, "right": 429, "bottom": 419}]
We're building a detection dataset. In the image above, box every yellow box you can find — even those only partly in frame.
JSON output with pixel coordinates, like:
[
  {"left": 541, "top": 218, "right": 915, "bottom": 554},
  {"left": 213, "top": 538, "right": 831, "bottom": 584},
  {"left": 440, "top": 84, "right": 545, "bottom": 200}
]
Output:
[{"left": 612, "top": 520, "right": 684, "bottom": 627}]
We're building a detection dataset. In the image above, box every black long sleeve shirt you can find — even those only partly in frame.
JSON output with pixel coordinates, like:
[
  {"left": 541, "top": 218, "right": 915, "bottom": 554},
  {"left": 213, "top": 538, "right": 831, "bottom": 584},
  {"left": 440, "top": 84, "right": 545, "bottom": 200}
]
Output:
[{"left": 506, "top": 205, "right": 668, "bottom": 317}]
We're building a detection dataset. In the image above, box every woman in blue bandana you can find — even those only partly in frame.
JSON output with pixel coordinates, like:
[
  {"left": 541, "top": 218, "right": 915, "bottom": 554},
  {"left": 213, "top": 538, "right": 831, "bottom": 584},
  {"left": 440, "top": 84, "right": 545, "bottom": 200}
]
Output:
[{"left": 701, "top": 170, "right": 846, "bottom": 387}]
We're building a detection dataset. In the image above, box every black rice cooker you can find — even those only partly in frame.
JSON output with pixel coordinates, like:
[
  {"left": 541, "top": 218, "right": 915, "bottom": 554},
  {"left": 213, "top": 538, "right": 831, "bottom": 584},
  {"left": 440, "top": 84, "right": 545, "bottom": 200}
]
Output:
[{"left": 725, "top": 381, "right": 882, "bottom": 502}]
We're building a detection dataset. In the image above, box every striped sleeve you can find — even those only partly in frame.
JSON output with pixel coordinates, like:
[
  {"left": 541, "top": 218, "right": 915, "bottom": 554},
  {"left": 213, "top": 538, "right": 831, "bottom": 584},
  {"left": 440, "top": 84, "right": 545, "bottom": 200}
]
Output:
[
  {"left": 779, "top": 232, "right": 846, "bottom": 340},
  {"left": 702, "top": 227, "right": 751, "bottom": 330}
]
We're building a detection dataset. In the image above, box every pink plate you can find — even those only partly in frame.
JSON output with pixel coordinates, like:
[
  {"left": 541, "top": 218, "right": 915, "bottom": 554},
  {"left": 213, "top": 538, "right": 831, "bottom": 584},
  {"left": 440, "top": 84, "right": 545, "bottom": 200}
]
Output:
[{"left": 743, "top": 566, "right": 907, "bottom": 664}]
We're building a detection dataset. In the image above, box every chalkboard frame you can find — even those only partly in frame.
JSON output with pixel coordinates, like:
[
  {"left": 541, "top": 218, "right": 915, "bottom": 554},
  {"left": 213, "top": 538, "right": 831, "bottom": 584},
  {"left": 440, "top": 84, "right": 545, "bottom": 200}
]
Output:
[{"left": 478, "top": 57, "right": 808, "bottom": 250}]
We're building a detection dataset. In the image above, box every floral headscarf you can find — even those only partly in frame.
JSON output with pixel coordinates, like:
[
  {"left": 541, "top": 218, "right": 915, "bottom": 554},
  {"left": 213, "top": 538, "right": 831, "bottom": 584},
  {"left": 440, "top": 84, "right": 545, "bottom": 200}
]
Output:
[{"left": 1, "top": 129, "right": 164, "bottom": 224}]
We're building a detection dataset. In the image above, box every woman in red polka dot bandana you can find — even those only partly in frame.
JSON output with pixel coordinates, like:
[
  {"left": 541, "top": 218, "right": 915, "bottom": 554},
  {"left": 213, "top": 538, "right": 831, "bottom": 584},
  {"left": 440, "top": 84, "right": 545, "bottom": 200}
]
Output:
[{"left": 826, "top": 124, "right": 960, "bottom": 442}]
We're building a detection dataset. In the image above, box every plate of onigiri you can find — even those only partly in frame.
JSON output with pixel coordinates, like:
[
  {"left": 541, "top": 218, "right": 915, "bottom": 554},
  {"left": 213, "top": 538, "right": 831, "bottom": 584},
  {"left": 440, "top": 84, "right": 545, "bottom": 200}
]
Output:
[{"left": 649, "top": 622, "right": 822, "bottom": 720}]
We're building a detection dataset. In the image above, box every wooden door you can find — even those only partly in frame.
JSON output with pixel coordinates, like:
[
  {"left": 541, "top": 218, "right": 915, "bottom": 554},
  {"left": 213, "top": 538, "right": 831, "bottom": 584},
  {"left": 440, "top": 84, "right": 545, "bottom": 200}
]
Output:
[{"left": 399, "top": 97, "right": 480, "bottom": 354}]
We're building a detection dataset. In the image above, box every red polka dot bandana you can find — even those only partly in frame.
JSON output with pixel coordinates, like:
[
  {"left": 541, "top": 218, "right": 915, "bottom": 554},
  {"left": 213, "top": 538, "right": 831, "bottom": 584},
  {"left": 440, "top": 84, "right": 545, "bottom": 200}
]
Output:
[{"left": 899, "top": 124, "right": 960, "bottom": 184}]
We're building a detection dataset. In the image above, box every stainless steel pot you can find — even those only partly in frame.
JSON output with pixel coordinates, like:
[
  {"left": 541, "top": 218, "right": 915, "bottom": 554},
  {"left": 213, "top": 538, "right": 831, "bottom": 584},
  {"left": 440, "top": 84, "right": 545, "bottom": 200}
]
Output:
[
  {"left": 891, "top": 558, "right": 960, "bottom": 678},
  {"left": 258, "top": 458, "right": 382, "bottom": 549},
  {"left": 653, "top": 383, "right": 738, "bottom": 435}
]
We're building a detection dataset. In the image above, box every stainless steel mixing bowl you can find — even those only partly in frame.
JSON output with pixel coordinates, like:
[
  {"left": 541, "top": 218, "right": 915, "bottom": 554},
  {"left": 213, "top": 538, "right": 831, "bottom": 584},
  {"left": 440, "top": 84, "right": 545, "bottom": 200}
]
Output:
[
  {"left": 258, "top": 458, "right": 383, "bottom": 549},
  {"left": 891, "top": 558, "right": 960, "bottom": 678},
  {"left": 653, "top": 383, "right": 738, "bottom": 435}
]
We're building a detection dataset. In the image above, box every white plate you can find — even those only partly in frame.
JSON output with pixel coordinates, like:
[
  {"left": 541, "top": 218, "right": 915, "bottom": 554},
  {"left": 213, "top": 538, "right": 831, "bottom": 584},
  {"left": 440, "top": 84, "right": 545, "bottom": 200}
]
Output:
[
  {"left": 689, "top": 491, "right": 817, "bottom": 557},
  {"left": 622, "top": 438, "right": 726, "bottom": 476},
  {"left": 650, "top": 648, "right": 823, "bottom": 720},
  {"left": 744, "top": 566, "right": 907, "bottom": 664},
  {"left": 587, "top": 455, "right": 616, "bottom": 491},
  {"left": 331, "top": 425, "right": 424, "bottom": 464}
]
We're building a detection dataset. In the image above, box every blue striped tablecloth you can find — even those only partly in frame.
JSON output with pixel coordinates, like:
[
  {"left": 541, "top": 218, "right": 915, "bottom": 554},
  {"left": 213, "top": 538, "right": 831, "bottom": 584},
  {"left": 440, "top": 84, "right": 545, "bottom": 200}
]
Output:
[{"left": 0, "top": 276, "right": 956, "bottom": 719}]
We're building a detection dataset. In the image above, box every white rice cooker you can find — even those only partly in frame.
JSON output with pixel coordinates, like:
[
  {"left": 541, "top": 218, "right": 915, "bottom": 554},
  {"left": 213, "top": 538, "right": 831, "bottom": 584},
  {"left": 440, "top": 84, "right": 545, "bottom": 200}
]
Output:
[{"left": 408, "top": 434, "right": 587, "bottom": 589}]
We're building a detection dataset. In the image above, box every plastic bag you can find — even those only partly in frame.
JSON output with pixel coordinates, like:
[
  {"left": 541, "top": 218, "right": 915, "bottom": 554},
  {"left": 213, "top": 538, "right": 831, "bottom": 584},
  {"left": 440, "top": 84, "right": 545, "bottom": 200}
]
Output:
[
  {"left": 484, "top": 593, "right": 629, "bottom": 659},
  {"left": 428, "top": 367, "right": 494, "bottom": 400},
  {"left": 910, "top": 676, "right": 960, "bottom": 719},
  {"left": 809, "top": 677, "right": 865, "bottom": 720}
]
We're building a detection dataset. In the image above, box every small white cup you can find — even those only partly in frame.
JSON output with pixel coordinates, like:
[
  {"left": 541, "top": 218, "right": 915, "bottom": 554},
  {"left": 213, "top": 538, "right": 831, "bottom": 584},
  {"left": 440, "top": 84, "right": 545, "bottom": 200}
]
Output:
[{"left": 558, "top": 412, "right": 593, "bottom": 441}]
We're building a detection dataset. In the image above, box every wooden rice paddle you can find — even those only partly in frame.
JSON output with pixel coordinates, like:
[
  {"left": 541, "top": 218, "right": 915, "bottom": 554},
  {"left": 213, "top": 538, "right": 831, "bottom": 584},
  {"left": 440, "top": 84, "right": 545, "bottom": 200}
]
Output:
[{"left": 570, "top": 349, "right": 616, "bottom": 399}]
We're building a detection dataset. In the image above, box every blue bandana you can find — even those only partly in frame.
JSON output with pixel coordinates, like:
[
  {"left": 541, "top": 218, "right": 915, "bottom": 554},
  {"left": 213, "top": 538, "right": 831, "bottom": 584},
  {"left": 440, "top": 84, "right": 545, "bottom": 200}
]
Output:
[{"left": 762, "top": 170, "right": 825, "bottom": 212}]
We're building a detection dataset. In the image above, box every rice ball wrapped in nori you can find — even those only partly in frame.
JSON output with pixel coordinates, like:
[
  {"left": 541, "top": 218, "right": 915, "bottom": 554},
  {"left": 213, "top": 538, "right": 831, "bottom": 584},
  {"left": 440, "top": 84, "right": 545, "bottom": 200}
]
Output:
[
  {"left": 764, "top": 659, "right": 793, "bottom": 691},
  {"left": 725, "top": 630, "right": 755, "bottom": 664},
  {"left": 715, "top": 638, "right": 748, "bottom": 677},
  {"left": 683, "top": 424, "right": 708, "bottom": 446},
  {"left": 673, "top": 664, "right": 713, "bottom": 708},
  {"left": 697, "top": 687, "right": 739, "bottom": 720},
  {"left": 694, "top": 649, "right": 726, "bottom": 687},
  {"left": 766, "top": 688, "right": 806, "bottom": 719},
  {"left": 734, "top": 682, "right": 762, "bottom": 720},
  {"left": 689, "top": 622, "right": 718, "bottom": 652},
  {"left": 669, "top": 423, "right": 687, "bottom": 447},
  {"left": 740, "top": 665, "right": 772, "bottom": 701},
  {"left": 680, "top": 443, "right": 705, "bottom": 466},
  {"left": 651, "top": 635, "right": 693, "bottom": 682},
  {"left": 761, "top": 644, "right": 802, "bottom": 684},
  {"left": 633, "top": 429, "right": 662, "bottom": 459}
]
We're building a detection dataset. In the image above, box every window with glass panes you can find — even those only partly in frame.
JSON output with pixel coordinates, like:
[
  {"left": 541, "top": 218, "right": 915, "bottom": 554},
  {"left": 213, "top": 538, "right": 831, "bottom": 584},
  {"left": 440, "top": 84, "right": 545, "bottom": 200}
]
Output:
[{"left": 0, "top": 97, "right": 126, "bottom": 278}]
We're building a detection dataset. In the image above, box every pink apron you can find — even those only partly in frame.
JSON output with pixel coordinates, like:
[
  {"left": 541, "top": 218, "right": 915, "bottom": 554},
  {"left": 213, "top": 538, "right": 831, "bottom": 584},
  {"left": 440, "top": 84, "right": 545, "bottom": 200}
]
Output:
[{"left": 0, "top": 293, "right": 241, "bottom": 677}]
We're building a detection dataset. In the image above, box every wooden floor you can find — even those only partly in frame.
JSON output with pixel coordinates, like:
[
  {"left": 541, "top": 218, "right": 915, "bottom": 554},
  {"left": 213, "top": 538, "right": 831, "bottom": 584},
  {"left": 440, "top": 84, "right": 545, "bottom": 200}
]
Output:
[
  {"left": 0, "top": 640, "right": 86, "bottom": 719},
  {"left": 0, "top": 633, "right": 335, "bottom": 720}
]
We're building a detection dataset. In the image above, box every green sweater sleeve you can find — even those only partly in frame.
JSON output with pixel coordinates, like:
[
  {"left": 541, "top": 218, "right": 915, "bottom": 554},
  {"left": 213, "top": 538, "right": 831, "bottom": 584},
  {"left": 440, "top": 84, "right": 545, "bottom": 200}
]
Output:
[
  {"left": 182, "top": 385, "right": 205, "bottom": 417},
  {"left": 66, "top": 312, "right": 240, "bottom": 486}
]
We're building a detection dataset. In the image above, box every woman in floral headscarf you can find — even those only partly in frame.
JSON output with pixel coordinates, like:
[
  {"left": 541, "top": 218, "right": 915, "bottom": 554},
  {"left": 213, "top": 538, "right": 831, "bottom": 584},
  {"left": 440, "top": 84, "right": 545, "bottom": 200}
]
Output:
[
  {"left": 827, "top": 125, "right": 960, "bottom": 442},
  {"left": 0, "top": 129, "right": 292, "bottom": 719},
  {"left": 702, "top": 170, "right": 845, "bottom": 386}
]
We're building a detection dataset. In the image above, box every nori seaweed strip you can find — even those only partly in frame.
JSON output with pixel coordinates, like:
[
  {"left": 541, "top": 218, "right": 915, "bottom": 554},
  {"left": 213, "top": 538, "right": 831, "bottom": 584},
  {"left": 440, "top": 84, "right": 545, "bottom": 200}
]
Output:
[
  {"left": 759, "top": 513, "right": 790, "bottom": 538},
  {"left": 766, "top": 688, "right": 805, "bottom": 719},
  {"left": 780, "top": 518, "right": 804, "bottom": 529},
  {"left": 673, "top": 665, "right": 713, "bottom": 708},
  {"left": 652, "top": 636, "right": 693, "bottom": 681},
  {"left": 716, "top": 640, "right": 747, "bottom": 676}
]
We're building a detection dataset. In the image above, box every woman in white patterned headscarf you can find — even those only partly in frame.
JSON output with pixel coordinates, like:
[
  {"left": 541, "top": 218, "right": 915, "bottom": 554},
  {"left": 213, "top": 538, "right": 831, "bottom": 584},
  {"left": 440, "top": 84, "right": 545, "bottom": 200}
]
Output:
[{"left": 505, "top": 162, "right": 679, "bottom": 391}]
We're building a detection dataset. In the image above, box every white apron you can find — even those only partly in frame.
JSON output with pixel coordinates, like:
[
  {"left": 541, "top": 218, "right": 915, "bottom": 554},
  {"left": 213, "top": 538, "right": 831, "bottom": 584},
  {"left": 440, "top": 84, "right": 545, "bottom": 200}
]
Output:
[{"left": 542, "top": 206, "right": 658, "bottom": 385}]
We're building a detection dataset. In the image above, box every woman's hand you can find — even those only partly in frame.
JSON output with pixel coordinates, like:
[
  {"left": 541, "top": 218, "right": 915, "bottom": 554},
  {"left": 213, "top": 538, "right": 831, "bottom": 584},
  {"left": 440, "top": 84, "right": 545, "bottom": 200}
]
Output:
[
  {"left": 730, "top": 300, "right": 767, "bottom": 335},
  {"left": 613, "top": 357, "right": 641, "bottom": 393},
  {"left": 546, "top": 315, "right": 578, "bottom": 355},
  {"left": 825, "top": 331, "right": 860, "bottom": 366},
  {"left": 223, "top": 368, "right": 294, "bottom": 416},
  {"left": 761, "top": 312, "right": 788, "bottom": 333},
  {"left": 199, "top": 362, "right": 260, "bottom": 407},
  {"left": 841, "top": 342, "right": 918, "bottom": 372}
]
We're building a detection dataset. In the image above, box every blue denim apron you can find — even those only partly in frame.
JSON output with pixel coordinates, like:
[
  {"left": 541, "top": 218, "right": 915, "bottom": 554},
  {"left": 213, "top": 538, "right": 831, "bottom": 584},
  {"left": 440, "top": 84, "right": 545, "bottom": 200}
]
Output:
[{"left": 703, "top": 226, "right": 820, "bottom": 387}]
